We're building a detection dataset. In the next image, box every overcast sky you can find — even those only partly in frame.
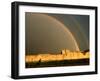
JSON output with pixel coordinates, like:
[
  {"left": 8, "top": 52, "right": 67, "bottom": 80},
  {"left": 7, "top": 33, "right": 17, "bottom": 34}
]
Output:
[{"left": 25, "top": 12, "right": 89, "bottom": 54}]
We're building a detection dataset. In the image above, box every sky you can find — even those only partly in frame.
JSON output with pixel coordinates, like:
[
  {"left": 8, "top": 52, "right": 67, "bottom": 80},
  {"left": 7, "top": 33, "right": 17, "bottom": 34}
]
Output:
[
  {"left": 49, "top": 13, "right": 89, "bottom": 51},
  {"left": 25, "top": 12, "right": 89, "bottom": 54}
]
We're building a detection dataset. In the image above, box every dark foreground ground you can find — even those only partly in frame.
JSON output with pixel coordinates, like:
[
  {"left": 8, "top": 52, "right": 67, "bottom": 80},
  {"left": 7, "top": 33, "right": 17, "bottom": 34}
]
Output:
[{"left": 26, "top": 59, "right": 89, "bottom": 68}]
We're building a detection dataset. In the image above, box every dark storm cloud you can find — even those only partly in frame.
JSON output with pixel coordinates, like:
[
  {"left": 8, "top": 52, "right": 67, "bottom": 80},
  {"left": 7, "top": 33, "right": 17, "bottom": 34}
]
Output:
[{"left": 48, "top": 14, "right": 89, "bottom": 51}]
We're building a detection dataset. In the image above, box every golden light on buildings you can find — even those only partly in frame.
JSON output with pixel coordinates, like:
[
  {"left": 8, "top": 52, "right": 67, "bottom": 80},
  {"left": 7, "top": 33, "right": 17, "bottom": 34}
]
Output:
[{"left": 25, "top": 49, "right": 90, "bottom": 63}]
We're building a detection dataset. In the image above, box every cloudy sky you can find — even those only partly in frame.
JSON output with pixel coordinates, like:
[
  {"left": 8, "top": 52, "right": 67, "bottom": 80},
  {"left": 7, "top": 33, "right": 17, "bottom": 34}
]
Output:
[{"left": 25, "top": 12, "right": 89, "bottom": 54}]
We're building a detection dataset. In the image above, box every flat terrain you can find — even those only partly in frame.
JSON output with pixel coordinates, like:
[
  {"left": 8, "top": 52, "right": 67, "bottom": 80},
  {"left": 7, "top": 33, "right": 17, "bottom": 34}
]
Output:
[{"left": 25, "top": 50, "right": 90, "bottom": 68}]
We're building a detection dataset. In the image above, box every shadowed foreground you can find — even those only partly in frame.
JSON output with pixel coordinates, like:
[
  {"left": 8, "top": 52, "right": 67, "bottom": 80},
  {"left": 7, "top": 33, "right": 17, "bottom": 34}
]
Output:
[{"left": 26, "top": 59, "right": 89, "bottom": 68}]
